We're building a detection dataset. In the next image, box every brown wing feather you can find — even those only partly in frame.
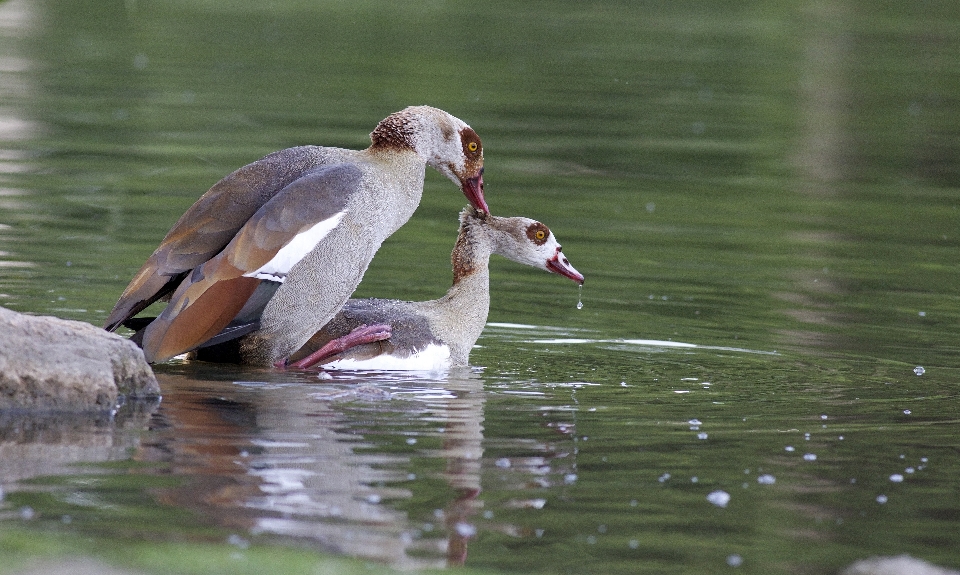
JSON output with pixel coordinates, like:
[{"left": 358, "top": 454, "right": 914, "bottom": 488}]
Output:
[
  {"left": 103, "top": 146, "right": 330, "bottom": 331},
  {"left": 141, "top": 274, "right": 261, "bottom": 363},
  {"left": 137, "top": 164, "right": 363, "bottom": 362}
]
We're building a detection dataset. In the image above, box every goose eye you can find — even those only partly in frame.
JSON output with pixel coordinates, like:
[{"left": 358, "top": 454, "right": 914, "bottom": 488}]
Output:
[
  {"left": 526, "top": 223, "right": 550, "bottom": 245},
  {"left": 467, "top": 141, "right": 478, "bottom": 152}
]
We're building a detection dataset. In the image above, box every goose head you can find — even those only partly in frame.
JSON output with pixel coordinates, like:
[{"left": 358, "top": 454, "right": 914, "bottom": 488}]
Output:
[
  {"left": 370, "top": 106, "right": 488, "bottom": 213},
  {"left": 477, "top": 209, "right": 584, "bottom": 285}
]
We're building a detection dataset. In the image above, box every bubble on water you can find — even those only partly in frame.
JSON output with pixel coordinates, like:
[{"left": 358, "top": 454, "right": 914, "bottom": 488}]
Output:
[
  {"left": 905, "top": 467, "right": 915, "bottom": 474},
  {"left": 658, "top": 473, "right": 671, "bottom": 483},
  {"left": 495, "top": 458, "right": 511, "bottom": 468},
  {"left": 727, "top": 554, "right": 744, "bottom": 567},
  {"left": 890, "top": 474, "right": 904, "bottom": 483},
  {"left": 454, "top": 522, "right": 477, "bottom": 537},
  {"left": 628, "top": 539, "right": 640, "bottom": 549},
  {"left": 406, "top": 437, "right": 417, "bottom": 445},
  {"left": 785, "top": 445, "right": 795, "bottom": 452},
  {"left": 757, "top": 474, "right": 776, "bottom": 485},
  {"left": 697, "top": 432, "right": 708, "bottom": 440},
  {"left": 876, "top": 494, "right": 888, "bottom": 504},
  {"left": 820, "top": 414, "right": 828, "bottom": 420},
  {"left": 918, "top": 311, "right": 926, "bottom": 317},
  {"left": 914, "top": 366, "right": 925, "bottom": 376},
  {"left": 903, "top": 409, "right": 912, "bottom": 415},
  {"left": 707, "top": 490, "right": 731, "bottom": 508},
  {"left": 228, "top": 534, "right": 250, "bottom": 549},
  {"left": 19, "top": 506, "right": 35, "bottom": 520},
  {"left": 803, "top": 453, "right": 817, "bottom": 461}
]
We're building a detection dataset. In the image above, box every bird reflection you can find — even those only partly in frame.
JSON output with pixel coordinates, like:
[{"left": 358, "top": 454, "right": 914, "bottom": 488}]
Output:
[{"left": 137, "top": 366, "right": 487, "bottom": 569}]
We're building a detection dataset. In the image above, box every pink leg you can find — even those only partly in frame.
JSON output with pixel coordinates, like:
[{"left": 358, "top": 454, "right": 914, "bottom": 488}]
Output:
[{"left": 287, "top": 324, "right": 392, "bottom": 369}]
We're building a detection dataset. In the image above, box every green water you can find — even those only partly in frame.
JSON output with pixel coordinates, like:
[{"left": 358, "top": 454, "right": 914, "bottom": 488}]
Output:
[{"left": 2, "top": 0, "right": 960, "bottom": 573}]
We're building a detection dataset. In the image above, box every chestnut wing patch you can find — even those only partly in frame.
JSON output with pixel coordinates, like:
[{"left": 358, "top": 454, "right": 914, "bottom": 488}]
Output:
[{"left": 140, "top": 163, "right": 363, "bottom": 362}]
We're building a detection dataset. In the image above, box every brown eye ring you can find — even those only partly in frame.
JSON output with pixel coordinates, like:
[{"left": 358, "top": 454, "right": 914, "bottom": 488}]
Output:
[{"left": 526, "top": 222, "right": 550, "bottom": 245}]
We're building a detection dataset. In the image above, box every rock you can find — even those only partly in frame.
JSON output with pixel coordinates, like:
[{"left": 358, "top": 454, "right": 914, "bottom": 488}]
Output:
[
  {"left": 0, "top": 306, "right": 159, "bottom": 411},
  {"left": 842, "top": 555, "right": 960, "bottom": 575}
]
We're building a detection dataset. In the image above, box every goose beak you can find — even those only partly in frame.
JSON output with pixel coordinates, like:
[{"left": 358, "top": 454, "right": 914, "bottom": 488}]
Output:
[
  {"left": 460, "top": 168, "right": 489, "bottom": 214},
  {"left": 546, "top": 249, "right": 584, "bottom": 285}
]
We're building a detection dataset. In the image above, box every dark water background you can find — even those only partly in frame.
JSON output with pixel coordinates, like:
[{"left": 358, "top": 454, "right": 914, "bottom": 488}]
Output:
[{"left": 1, "top": 0, "right": 959, "bottom": 573}]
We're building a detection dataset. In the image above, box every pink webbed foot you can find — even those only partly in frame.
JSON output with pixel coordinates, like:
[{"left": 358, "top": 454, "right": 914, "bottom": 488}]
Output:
[{"left": 287, "top": 324, "right": 392, "bottom": 369}]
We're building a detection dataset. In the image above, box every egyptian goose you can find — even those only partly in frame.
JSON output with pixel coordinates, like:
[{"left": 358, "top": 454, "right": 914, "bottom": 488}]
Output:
[
  {"left": 103, "top": 106, "right": 488, "bottom": 366},
  {"left": 194, "top": 207, "right": 584, "bottom": 369}
]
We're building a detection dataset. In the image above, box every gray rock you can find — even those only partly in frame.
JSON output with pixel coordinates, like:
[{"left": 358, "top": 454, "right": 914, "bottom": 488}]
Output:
[
  {"left": 0, "top": 306, "right": 159, "bottom": 411},
  {"left": 842, "top": 555, "right": 960, "bottom": 575}
]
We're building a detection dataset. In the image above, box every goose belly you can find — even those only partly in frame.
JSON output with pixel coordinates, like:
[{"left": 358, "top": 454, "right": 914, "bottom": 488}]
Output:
[{"left": 324, "top": 343, "right": 451, "bottom": 372}]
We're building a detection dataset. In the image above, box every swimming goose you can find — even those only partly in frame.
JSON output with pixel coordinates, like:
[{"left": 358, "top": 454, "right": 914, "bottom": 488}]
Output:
[
  {"left": 103, "top": 106, "right": 488, "bottom": 366},
  {"left": 195, "top": 207, "right": 583, "bottom": 369}
]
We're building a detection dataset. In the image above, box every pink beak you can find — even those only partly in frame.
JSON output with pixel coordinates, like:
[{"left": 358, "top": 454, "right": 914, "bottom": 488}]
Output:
[
  {"left": 547, "top": 248, "right": 584, "bottom": 285},
  {"left": 461, "top": 168, "right": 489, "bottom": 214}
]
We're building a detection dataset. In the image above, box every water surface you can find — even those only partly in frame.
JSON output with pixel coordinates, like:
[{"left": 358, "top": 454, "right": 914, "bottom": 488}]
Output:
[{"left": 1, "top": 0, "right": 960, "bottom": 573}]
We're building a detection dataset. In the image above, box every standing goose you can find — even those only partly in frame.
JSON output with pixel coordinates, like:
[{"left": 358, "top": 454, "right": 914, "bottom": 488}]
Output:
[
  {"left": 104, "top": 106, "right": 488, "bottom": 366},
  {"left": 194, "top": 207, "right": 584, "bottom": 369}
]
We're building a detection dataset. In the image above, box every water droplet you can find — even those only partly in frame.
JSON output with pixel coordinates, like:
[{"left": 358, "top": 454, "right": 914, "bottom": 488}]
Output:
[
  {"left": 707, "top": 490, "right": 731, "bottom": 507},
  {"left": 914, "top": 366, "right": 925, "bottom": 376},
  {"left": 757, "top": 474, "right": 776, "bottom": 485},
  {"left": 576, "top": 284, "right": 584, "bottom": 309},
  {"left": 803, "top": 453, "right": 817, "bottom": 461},
  {"left": 876, "top": 494, "right": 888, "bottom": 504},
  {"left": 727, "top": 554, "right": 744, "bottom": 567},
  {"left": 454, "top": 522, "right": 477, "bottom": 537},
  {"left": 890, "top": 474, "right": 904, "bottom": 483}
]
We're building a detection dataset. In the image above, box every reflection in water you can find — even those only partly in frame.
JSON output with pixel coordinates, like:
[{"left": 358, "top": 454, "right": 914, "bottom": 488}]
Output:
[
  {"left": 0, "top": 0, "right": 41, "bottom": 275},
  {"left": 0, "top": 0, "right": 42, "bottom": 152},
  {"left": 779, "top": 0, "right": 852, "bottom": 355},
  {"left": 0, "top": 400, "right": 158, "bottom": 484},
  {"left": 139, "top": 368, "right": 489, "bottom": 569}
]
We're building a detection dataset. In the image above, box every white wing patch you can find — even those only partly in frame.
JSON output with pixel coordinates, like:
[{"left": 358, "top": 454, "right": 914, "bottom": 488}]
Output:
[
  {"left": 324, "top": 343, "right": 451, "bottom": 372},
  {"left": 244, "top": 211, "right": 346, "bottom": 282}
]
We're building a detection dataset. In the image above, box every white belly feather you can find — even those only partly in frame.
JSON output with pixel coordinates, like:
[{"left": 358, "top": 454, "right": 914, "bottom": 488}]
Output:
[{"left": 323, "top": 343, "right": 451, "bottom": 372}]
